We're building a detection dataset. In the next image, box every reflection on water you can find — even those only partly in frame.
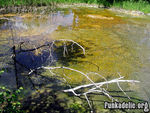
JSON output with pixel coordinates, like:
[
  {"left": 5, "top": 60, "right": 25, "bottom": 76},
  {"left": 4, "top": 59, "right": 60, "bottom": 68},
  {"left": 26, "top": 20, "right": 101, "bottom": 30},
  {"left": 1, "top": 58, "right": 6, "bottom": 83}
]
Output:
[{"left": 0, "top": 8, "right": 150, "bottom": 103}]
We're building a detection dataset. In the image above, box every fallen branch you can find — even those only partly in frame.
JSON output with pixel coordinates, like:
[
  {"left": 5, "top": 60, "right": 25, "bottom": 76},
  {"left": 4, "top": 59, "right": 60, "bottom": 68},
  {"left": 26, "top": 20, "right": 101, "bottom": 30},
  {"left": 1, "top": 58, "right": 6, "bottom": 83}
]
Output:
[
  {"left": 28, "top": 65, "right": 140, "bottom": 112},
  {"left": 14, "top": 38, "right": 140, "bottom": 112},
  {"left": 63, "top": 76, "right": 140, "bottom": 92}
]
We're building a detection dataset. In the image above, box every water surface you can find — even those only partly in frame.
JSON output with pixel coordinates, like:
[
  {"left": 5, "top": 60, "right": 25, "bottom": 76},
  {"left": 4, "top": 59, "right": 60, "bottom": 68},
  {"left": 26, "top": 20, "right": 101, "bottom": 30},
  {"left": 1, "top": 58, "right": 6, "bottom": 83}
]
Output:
[{"left": 0, "top": 7, "right": 150, "bottom": 105}]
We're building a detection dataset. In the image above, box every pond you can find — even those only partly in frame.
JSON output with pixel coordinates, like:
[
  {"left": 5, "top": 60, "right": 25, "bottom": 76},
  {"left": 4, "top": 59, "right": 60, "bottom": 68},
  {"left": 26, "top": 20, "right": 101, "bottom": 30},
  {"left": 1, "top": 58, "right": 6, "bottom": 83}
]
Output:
[{"left": 0, "top": 7, "right": 150, "bottom": 112}]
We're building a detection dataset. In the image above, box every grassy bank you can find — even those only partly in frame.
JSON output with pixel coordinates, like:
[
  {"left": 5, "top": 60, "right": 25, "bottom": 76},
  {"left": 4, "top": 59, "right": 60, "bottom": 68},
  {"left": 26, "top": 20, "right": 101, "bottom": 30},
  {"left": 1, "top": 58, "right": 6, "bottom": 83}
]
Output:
[
  {"left": 0, "top": 0, "right": 150, "bottom": 13},
  {"left": 0, "top": 0, "right": 97, "bottom": 7},
  {"left": 113, "top": 0, "right": 150, "bottom": 13}
]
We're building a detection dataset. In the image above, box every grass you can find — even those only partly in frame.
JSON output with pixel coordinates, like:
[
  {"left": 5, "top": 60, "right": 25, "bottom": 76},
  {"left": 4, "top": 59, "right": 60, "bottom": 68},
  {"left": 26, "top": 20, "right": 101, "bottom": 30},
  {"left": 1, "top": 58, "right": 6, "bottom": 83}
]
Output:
[
  {"left": 0, "top": 0, "right": 150, "bottom": 13},
  {"left": 55, "top": 0, "right": 97, "bottom": 4},
  {"left": 113, "top": 0, "right": 150, "bottom": 13},
  {"left": 0, "top": 0, "right": 97, "bottom": 7},
  {"left": 0, "top": 0, "right": 52, "bottom": 7}
]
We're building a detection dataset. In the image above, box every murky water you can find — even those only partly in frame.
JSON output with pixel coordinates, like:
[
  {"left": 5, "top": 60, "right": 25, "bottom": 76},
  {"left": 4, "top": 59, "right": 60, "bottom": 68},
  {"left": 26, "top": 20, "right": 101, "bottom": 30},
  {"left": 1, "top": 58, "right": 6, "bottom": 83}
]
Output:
[{"left": 0, "top": 7, "right": 150, "bottom": 110}]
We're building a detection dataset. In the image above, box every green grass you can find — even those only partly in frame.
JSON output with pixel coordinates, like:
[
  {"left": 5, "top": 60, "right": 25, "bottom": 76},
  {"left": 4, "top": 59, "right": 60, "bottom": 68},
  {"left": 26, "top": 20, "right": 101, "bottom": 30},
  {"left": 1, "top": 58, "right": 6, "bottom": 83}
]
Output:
[
  {"left": 55, "top": 0, "right": 97, "bottom": 4},
  {"left": 0, "top": 0, "right": 53, "bottom": 7},
  {"left": 0, "top": 0, "right": 97, "bottom": 7},
  {"left": 113, "top": 0, "right": 150, "bottom": 13},
  {"left": 0, "top": 0, "right": 150, "bottom": 13}
]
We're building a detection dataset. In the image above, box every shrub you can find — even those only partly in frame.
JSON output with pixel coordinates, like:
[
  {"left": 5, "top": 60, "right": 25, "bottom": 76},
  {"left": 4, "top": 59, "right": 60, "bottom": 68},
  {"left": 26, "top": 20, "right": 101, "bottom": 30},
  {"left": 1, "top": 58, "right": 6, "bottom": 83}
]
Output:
[{"left": 0, "top": 86, "right": 24, "bottom": 113}]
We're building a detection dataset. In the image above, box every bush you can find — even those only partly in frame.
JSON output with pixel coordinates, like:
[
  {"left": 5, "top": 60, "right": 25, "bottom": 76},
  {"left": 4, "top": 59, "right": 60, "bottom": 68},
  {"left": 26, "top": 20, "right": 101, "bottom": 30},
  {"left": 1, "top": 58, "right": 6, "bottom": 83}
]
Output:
[{"left": 0, "top": 86, "right": 24, "bottom": 113}]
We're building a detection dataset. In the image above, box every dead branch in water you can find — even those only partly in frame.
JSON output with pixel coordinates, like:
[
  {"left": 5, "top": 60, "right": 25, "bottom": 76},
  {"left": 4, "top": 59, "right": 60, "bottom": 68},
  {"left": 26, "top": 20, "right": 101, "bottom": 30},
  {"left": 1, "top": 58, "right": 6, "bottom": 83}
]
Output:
[
  {"left": 11, "top": 37, "right": 140, "bottom": 112},
  {"left": 28, "top": 65, "right": 140, "bottom": 112}
]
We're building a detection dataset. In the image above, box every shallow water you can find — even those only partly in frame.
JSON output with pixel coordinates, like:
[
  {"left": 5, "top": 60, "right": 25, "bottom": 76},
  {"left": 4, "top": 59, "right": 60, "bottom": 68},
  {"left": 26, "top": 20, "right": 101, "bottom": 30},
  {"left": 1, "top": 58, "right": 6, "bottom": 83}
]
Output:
[{"left": 0, "top": 7, "right": 150, "bottom": 107}]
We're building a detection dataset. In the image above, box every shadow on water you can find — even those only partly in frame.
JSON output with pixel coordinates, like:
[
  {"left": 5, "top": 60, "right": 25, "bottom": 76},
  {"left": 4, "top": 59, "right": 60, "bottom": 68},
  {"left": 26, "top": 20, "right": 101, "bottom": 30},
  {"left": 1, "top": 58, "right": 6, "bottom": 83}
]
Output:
[
  {"left": 55, "top": 42, "right": 86, "bottom": 66},
  {"left": 10, "top": 39, "right": 86, "bottom": 90},
  {"left": 16, "top": 49, "right": 51, "bottom": 69},
  {"left": 14, "top": 40, "right": 86, "bottom": 69},
  {"left": 12, "top": 41, "right": 94, "bottom": 113}
]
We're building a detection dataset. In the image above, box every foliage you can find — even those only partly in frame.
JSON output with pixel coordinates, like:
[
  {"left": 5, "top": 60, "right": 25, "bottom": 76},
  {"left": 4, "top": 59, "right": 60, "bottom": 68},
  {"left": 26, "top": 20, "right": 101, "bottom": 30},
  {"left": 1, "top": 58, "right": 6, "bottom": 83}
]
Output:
[
  {"left": 69, "top": 102, "right": 91, "bottom": 113},
  {"left": 0, "top": 86, "right": 24, "bottom": 113},
  {"left": 69, "top": 103, "right": 86, "bottom": 113},
  {"left": 113, "top": 0, "right": 150, "bottom": 13},
  {"left": 0, "top": 0, "right": 150, "bottom": 13},
  {"left": 0, "top": 69, "right": 4, "bottom": 76}
]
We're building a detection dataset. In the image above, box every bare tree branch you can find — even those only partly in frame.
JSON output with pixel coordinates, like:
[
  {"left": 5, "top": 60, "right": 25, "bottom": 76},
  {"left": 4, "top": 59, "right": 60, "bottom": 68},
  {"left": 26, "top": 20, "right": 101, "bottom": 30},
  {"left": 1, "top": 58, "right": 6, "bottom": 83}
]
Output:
[
  {"left": 30, "top": 65, "right": 140, "bottom": 112},
  {"left": 12, "top": 36, "right": 140, "bottom": 112}
]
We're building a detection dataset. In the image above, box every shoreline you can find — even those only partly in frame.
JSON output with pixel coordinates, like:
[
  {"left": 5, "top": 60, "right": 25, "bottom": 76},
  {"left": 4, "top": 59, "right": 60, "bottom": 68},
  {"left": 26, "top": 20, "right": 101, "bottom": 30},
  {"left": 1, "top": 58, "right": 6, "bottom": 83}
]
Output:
[
  {"left": 0, "top": 3, "right": 150, "bottom": 17},
  {"left": 57, "top": 3, "right": 150, "bottom": 16}
]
